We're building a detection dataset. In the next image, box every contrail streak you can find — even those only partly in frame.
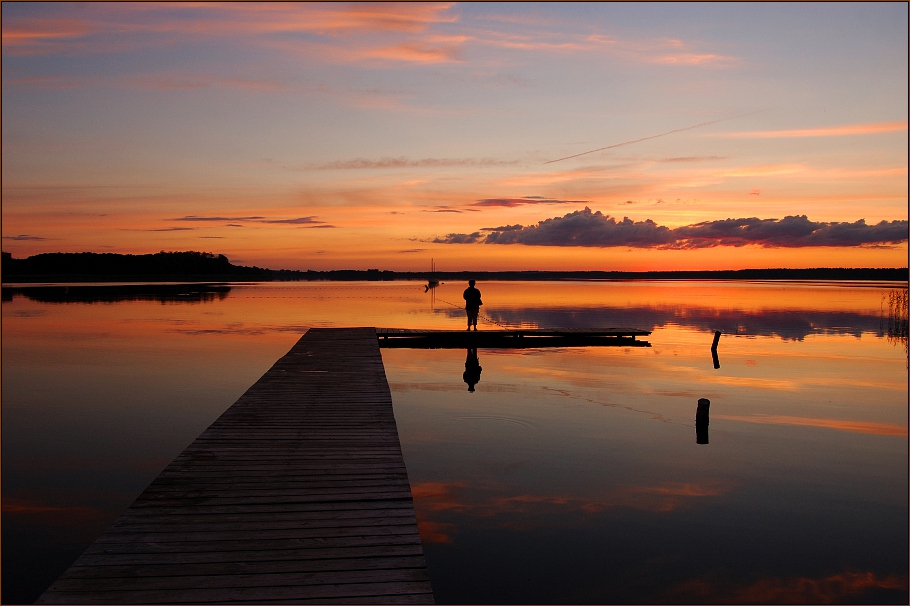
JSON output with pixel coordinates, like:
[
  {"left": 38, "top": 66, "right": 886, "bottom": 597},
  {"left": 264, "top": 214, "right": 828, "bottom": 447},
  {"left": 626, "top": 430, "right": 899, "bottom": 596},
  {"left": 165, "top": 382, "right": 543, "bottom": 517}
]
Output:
[{"left": 543, "top": 109, "right": 771, "bottom": 165}]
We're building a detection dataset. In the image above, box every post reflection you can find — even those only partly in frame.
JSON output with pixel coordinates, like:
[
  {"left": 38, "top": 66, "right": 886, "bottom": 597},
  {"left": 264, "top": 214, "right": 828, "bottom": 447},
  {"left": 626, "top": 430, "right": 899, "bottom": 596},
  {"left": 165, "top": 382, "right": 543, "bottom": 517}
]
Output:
[
  {"left": 463, "top": 347, "right": 482, "bottom": 392},
  {"left": 711, "top": 330, "right": 721, "bottom": 369},
  {"left": 696, "top": 398, "right": 710, "bottom": 444}
]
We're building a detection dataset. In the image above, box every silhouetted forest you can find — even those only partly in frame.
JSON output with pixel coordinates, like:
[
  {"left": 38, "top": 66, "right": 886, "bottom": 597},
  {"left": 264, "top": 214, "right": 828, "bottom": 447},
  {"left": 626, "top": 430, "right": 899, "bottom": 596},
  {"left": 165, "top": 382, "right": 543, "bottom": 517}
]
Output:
[
  {"left": 2, "top": 250, "right": 907, "bottom": 283},
  {"left": 2, "top": 251, "right": 271, "bottom": 282}
]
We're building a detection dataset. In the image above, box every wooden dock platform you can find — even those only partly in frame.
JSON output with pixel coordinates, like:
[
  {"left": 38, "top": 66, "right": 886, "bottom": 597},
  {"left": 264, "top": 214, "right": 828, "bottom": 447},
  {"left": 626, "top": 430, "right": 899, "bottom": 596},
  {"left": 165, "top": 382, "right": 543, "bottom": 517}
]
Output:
[
  {"left": 37, "top": 328, "right": 433, "bottom": 604},
  {"left": 377, "top": 327, "right": 651, "bottom": 349}
]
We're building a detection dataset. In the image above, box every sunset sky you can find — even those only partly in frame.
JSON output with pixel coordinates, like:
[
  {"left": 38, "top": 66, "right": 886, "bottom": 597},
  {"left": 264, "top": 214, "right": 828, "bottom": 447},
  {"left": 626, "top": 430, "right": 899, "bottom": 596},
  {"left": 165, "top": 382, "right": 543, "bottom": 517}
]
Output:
[{"left": 2, "top": 2, "right": 907, "bottom": 271}]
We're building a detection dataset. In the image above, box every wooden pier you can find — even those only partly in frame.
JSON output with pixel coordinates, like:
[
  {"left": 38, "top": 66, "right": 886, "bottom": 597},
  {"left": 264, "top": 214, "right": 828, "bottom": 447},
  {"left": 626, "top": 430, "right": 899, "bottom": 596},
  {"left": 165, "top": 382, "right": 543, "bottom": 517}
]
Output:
[
  {"left": 38, "top": 328, "right": 433, "bottom": 604},
  {"left": 377, "top": 327, "right": 651, "bottom": 349}
]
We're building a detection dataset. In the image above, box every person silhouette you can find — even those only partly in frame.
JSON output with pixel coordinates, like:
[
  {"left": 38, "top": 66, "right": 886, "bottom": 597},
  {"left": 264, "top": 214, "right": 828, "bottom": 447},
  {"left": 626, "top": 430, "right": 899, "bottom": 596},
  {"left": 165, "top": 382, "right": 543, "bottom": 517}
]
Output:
[
  {"left": 463, "top": 348, "right": 482, "bottom": 392},
  {"left": 463, "top": 279, "right": 482, "bottom": 330}
]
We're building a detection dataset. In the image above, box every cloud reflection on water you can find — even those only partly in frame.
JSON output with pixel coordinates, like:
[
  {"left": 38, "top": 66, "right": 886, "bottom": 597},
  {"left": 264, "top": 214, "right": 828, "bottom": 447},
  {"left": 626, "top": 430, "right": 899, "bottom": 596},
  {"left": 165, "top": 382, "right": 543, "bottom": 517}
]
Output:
[
  {"left": 2, "top": 283, "right": 232, "bottom": 304},
  {"left": 440, "top": 304, "right": 887, "bottom": 341},
  {"left": 715, "top": 414, "right": 907, "bottom": 437},
  {"left": 667, "top": 569, "right": 909, "bottom": 604},
  {"left": 411, "top": 477, "right": 736, "bottom": 541}
]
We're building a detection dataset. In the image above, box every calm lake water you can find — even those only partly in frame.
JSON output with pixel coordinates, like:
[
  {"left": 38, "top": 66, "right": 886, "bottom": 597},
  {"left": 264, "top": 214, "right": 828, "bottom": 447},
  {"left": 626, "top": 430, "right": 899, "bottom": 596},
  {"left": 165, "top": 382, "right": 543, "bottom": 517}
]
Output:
[{"left": 2, "top": 280, "right": 907, "bottom": 604}]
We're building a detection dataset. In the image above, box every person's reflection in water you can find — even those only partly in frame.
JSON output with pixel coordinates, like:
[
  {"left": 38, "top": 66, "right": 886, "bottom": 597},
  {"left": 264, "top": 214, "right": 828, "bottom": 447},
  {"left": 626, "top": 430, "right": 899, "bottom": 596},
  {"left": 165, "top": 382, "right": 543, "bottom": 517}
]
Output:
[{"left": 463, "top": 348, "right": 482, "bottom": 392}]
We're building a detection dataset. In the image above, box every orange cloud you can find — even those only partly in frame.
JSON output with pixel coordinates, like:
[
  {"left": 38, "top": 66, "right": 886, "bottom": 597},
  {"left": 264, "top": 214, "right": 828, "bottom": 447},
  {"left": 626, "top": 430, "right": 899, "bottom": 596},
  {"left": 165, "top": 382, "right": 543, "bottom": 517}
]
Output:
[
  {"left": 364, "top": 39, "right": 466, "bottom": 64},
  {"left": 716, "top": 414, "right": 907, "bottom": 437},
  {"left": 649, "top": 52, "right": 735, "bottom": 66},
  {"left": 1, "top": 17, "right": 94, "bottom": 50},
  {"left": 2, "top": 2, "right": 739, "bottom": 74},
  {"left": 714, "top": 120, "right": 908, "bottom": 139},
  {"left": 230, "top": 2, "right": 459, "bottom": 34},
  {"left": 467, "top": 28, "right": 737, "bottom": 66},
  {"left": 2, "top": 3, "right": 460, "bottom": 55}
]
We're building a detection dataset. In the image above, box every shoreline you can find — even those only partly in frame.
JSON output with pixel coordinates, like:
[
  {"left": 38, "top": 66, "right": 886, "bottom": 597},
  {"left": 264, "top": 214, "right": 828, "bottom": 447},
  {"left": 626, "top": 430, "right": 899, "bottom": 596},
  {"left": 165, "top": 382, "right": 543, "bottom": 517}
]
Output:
[{"left": 3, "top": 267, "right": 908, "bottom": 286}]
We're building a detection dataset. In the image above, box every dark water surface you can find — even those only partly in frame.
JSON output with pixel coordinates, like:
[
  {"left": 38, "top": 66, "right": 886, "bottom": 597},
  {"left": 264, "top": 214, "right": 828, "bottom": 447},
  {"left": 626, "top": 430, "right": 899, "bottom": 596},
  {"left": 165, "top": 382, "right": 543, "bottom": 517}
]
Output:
[{"left": 2, "top": 280, "right": 907, "bottom": 603}]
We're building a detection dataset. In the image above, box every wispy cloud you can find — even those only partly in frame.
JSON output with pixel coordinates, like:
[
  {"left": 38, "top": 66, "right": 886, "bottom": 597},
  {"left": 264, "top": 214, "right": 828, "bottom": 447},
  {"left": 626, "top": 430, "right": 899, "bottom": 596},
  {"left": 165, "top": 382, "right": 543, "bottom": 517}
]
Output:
[
  {"left": 360, "top": 35, "right": 468, "bottom": 64},
  {"left": 649, "top": 52, "right": 734, "bottom": 66},
  {"left": 467, "top": 27, "right": 738, "bottom": 67},
  {"left": 433, "top": 208, "right": 909, "bottom": 249},
  {"left": 175, "top": 215, "right": 266, "bottom": 222},
  {"left": 127, "top": 74, "right": 294, "bottom": 93},
  {"left": 2, "top": 62, "right": 426, "bottom": 114},
  {"left": 473, "top": 196, "right": 588, "bottom": 207},
  {"left": 422, "top": 206, "right": 480, "bottom": 213},
  {"left": 314, "top": 156, "right": 519, "bottom": 170},
  {"left": 260, "top": 216, "right": 324, "bottom": 225},
  {"left": 1, "top": 74, "right": 100, "bottom": 89},
  {"left": 659, "top": 156, "right": 727, "bottom": 163},
  {"left": 2, "top": 234, "right": 46, "bottom": 241},
  {"left": 2, "top": 2, "right": 740, "bottom": 77},
  {"left": 1, "top": 3, "right": 460, "bottom": 56},
  {"left": 713, "top": 120, "right": 908, "bottom": 139},
  {"left": 171, "top": 214, "right": 331, "bottom": 227}
]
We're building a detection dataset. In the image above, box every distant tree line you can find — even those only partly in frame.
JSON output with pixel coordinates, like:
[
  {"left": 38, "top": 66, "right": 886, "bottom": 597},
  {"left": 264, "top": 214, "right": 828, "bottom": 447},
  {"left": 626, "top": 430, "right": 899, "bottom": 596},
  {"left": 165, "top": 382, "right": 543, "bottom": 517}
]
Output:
[
  {"left": 1, "top": 251, "right": 272, "bottom": 281},
  {"left": 2, "top": 250, "right": 907, "bottom": 283}
]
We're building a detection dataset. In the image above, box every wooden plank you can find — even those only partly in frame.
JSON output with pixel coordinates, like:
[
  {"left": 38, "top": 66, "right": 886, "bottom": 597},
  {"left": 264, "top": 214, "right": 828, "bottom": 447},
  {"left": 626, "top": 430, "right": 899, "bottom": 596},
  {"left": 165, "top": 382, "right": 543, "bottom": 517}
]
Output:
[
  {"left": 72, "top": 544, "right": 428, "bottom": 567},
  {"left": 47, "top": 568, "right": 432, "bottom": 592},
  {"left": 112, "top": 500, "right": 418, "bottom": 517},
  {"left": 38, "top": 580, "right": 436, "bottom": 604},
  {"left": 38, "top": 327, "right": 433, "bottom": 604},
  {"left": 59, "top": 555, "right": 429, "bottom": 578},
  {"left": 110, "top": 515, "right": 419, "bottom": 534}
]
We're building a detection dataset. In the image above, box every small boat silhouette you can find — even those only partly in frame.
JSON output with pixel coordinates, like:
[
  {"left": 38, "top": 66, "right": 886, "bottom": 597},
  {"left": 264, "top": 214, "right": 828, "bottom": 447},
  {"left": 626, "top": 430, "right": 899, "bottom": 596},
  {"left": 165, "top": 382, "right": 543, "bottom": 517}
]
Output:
[{"left": 425, "top": 259, "right": 440, "bottom": 292}]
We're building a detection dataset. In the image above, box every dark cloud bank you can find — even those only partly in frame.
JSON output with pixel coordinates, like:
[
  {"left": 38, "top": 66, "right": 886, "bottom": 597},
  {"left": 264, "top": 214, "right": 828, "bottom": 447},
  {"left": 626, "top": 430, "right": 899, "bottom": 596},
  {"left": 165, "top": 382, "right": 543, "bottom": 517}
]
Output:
[{"left": 433, "top": 208, "right": 908, "bottom": 248}]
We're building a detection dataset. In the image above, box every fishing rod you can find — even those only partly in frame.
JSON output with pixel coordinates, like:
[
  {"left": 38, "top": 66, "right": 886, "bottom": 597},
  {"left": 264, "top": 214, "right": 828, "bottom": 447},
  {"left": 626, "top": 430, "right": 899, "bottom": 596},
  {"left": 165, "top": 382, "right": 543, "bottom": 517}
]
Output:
[{"left": 433, "top": 293, "right": 515, "bottom": 330}]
